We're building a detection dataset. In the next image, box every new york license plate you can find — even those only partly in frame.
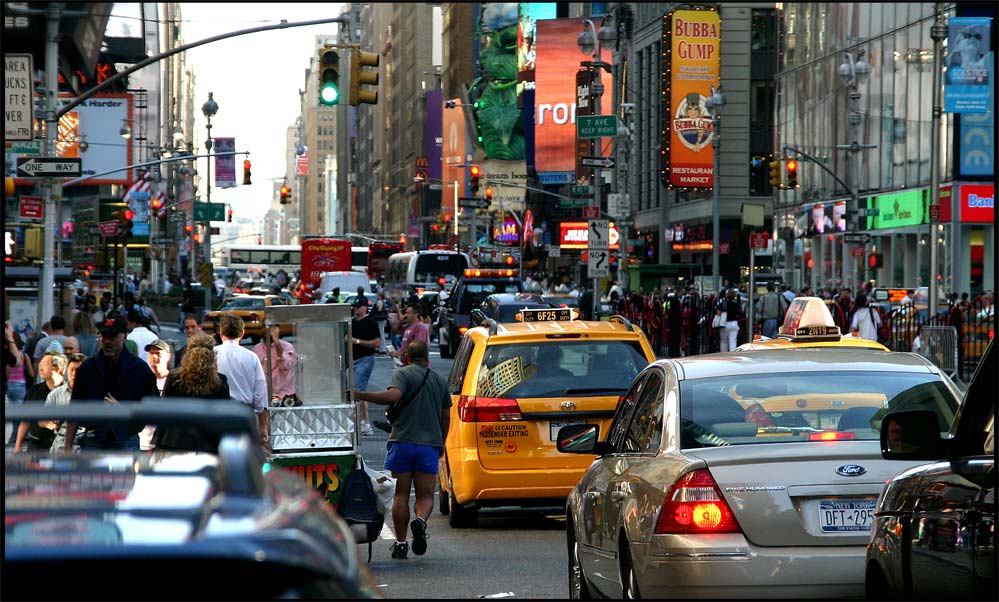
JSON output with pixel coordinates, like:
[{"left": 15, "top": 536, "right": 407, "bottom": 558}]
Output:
[{"left": 819, "top": 499, "right": 877, "bottom": 532}]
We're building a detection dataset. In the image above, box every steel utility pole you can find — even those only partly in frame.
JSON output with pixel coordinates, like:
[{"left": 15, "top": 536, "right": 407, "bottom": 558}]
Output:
[
  {"left": 38, "top": 3, "right": 61, "bottom": 330},
  {"left": 928, "top": 4, "right": 947, "bottom": 316}
]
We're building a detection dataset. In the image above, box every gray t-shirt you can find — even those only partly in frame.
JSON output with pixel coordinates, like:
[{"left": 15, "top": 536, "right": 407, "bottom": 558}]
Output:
[{"left": 387, "top": 363, "right": 451, "bottom": 448}]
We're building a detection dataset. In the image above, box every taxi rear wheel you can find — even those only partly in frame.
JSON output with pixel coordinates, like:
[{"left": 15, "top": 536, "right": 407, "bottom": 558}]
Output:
[{"left": 447, "top": 488, "right": 478, "bottom": 528}]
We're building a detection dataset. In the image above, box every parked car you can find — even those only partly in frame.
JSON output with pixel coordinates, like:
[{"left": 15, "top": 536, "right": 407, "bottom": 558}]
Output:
[
  {"left": 557, "top": 347, "right": 963, "bottom": 599},
  {"left": 4, "top": 401, "right": 379, "bottom": 599},
  {"left": 865, "top": 338, "right": 995, "bottom": 600}
]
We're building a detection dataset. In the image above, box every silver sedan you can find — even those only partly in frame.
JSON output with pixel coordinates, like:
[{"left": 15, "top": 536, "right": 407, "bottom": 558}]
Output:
[{"left": 557, "top": 348, "right": 963, "bottom": 599}]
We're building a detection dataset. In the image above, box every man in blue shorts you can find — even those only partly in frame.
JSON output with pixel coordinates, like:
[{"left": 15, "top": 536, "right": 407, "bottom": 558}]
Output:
[{"left": 353, "top": 340, "right": 451, "bottom": 559}]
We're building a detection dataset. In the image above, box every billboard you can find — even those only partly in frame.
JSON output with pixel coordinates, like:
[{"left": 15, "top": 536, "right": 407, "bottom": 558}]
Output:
[
  {"left": 442, "top": 98, "right": 470, "bottom": 219},
  {"left": 534, "top": 18, "right": 611, "bottom": 184},
  {"left": 661, "top": 7, "right": 721, "bottom": 190},
  {"left": 213, "top": 137, "right": 236, "bottom": 188},
  {"left": 866, "top": 190, "right": 927, "bottom": 230},
  {"left": 6, "top": 93, "right": 133, "bottom": 185},
  {"left": 944, "top": 17, "right": 992, "bottom": 113}
]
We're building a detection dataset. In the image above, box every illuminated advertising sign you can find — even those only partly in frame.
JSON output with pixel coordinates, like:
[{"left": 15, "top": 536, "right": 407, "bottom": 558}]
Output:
[
  {"left": 661, "top": 7, "right": 721, "bottom": 189},
  {"left": 960, "top": 184, "right": 995, "bottom": 223},
  {"left": 559, "top": 221, "right": 620, "bottom": 250},
  {"left": 944, "top": 17, "right": 991, "bottom": 113},
  {"left": 534, "top": 18, "right": 610, "bottom": 184},
  {"left": 867, "top": 190, "right": 927, "bottom": 230}
]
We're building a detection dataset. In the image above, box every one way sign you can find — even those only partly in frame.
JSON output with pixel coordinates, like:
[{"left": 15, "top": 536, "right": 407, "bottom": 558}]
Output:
[{"left": 16, "top": 157, "right": 82, "bottom": 177}]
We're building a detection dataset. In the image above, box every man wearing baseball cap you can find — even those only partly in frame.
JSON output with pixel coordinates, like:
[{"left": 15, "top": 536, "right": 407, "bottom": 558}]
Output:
[
  {"left": 350, "top": 296, "right": 382, "bottom": 435},
  {"left": 63, "top": 317, "right": 157, "bottom": 450}
]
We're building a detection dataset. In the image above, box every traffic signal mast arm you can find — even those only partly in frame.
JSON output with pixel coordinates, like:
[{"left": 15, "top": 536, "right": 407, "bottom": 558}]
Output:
[{"left": 781, "top": 144, "right": 857, "bottom": 206}]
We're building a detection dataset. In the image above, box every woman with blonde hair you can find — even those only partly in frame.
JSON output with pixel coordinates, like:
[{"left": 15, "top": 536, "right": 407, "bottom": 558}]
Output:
[
  {"left": 72, "top": 311, "right": 99, "bottom": 358},
  {"left": 154, "top": 333, "right": 231, "bottom": 452}
]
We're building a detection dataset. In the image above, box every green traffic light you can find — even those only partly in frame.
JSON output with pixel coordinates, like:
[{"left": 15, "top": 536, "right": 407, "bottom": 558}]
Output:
[{"left": 320, "top": 83, "right": 340, "bottom": 105}]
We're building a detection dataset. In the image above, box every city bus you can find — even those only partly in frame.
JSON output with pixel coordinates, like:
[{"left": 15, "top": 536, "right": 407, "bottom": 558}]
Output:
[
  {"left": 367, "top": 240, "right": 405, "bottom": 281},
  {"left": 384, "top": 249, "right": 472, "bottom": 297},
  {"left": 221, "top": 244, "right": 300, "bottom": 278},
  {"left": 299, "top": 237, "right": 353, "bottom": 303}
]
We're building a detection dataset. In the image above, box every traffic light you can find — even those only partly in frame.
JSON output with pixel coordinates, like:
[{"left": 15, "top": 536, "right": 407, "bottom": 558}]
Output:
[
  {"left": 318, "top": 47, "right": 340, "bottom": 106},
  {"left": 227, "top": 207, "right": 233, "bottom": 223},
  {"left": 785, "top": 159, "right": 799, "bottom": 189},
  {"left": 279, "top": 184, "right": 291, "bottom": 204},
  {"left": 469, "top": 165, "right": 481, "bottom": 195},
  {"left": 243, "top": 159, "right": 252, "bottom": 185},
  {"left": 768, "top": 159, "right": 782, "bottom": 188},
  {"left": 113, "top": 209, "right": 134, "bottom": 239},
  {"left": 348, "top": 50, "right": 379, "bottom": 106},
  {"left": 485, "top": 187, "right": 494, "bottom": 202},
  {"left": 150, "top": 194, "right": 163, "bottom": 212},
  {"left": 868, "top": 253, "right": 883, "bottom": 269}
]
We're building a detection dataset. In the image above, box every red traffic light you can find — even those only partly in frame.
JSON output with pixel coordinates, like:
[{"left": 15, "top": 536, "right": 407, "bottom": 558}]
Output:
[
  {"left": 123, "top": 209, "right": 135, "bottom": 220},
  {"left": 185, "top": 224, "right": 193, "bottom": 233},
  {"left": 280, "top": 185, "right": 290, "bottom": 195},
  {"left": 469, "top": 165, "right": 481, "bottom": 177},
  {"left": 786, "top": 160, "right": 798, "bottom": 172},
  {"left": 244, "top": 159, "right": 251, "bottom": 170}
]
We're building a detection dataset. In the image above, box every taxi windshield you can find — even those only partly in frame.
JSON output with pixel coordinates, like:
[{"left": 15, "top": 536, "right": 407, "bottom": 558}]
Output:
[
  {"left": 475, "top": 341, "right": 649, "bottom": 398},
  {"left": 679, "top": 371, "right": 959, "bottom": 448}
]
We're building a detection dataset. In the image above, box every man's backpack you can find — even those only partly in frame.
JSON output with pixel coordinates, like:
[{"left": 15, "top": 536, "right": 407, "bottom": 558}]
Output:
[{"left": 338, "top": 457, "right": 384, "bottom": 562}]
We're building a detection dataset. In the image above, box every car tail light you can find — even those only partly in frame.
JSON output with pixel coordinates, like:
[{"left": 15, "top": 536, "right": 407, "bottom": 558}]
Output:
[
  {"left": 458, "top": 326, "right": 468, "bottom": 335},
  {"left": 248, "top": 312, "right": 259, "bottom": 322},
  {"left": 457, "top": 396, "right": 523, "bottom": 422},
  {"left": 807, "top": 431, "right": 857, "bottom": 441},
  {"left": 655, "top": 469, "right": 741, "bottom": 534}
]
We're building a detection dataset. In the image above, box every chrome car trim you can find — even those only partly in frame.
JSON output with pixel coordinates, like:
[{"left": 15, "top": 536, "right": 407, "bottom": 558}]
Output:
[
  {"left": 724, "top": 485, "right": 786, "bottom": 492},
  {"left": 835, "top": 464, "right": 867, "bottom": 477},
  {"left": 649, "top": 552, "right": 749, "bottom": 560},
  {"left": 561, "top": 401, "right": 576, "bottom": 412},
  {"left": 580, "top": 542, "right": 617, "bottom": 560}
]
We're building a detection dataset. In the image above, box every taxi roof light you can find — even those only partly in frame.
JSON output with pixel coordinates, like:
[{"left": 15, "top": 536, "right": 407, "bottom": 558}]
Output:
[
  {"left": 515, "top": 307, "right": 579, "bottom": 323},
  {"left": 463, "top": 268, "right": 517, "bottom": 278},
  {"left": 778, "top": 297, "right": 843, "bottom": 342}
]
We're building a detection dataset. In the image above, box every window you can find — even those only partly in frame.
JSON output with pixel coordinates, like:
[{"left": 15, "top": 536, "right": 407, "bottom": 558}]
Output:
[
  {"left": 448, "top": 336, "right": 474, "bottom": 395},
  {"left": 678, "top": 371, "right": 959, "bottom": 449},
  {"left": 608, "top": 375, "right": 643, "bottom": 450},
  {"left": 474, "top": 341, "right": 648, "bottom": 399},
  {"left": 622, "top": 371, "right": 664, "bottom": 453}
]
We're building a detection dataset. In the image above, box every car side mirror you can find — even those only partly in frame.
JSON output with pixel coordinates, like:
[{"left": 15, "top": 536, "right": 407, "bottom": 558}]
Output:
[
  {"left": 470, "top": 308, "right": 487, "bottom": 326},
  {"left": 880, "top": 409, "right": 945, "bottom": 461},
  {"left": 556, "top": 423, "right": 611, "bottom": 455}
]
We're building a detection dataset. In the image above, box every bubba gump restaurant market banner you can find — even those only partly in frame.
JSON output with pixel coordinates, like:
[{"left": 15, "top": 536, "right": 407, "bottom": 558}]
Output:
[{"left": 661, "top": 6, "right": 721, "bottom": 190}]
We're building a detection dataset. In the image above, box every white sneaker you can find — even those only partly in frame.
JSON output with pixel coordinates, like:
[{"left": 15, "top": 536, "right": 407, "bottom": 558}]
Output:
[{"left": 361, "top": 423, "right": 375, "bottom": 436}]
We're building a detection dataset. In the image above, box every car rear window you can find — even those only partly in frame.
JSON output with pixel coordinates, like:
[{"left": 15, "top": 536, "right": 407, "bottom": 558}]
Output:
[
  {"left": 474, "top": 341, "right": 649, "bottom": 398},
  {"left": 222, "top": 298, "right": 265, "bottom": 310},
  {"left": 457, "top": 282, "right": 523, "bottom": 314},
  {"left": 679, "top": 371, "right": 960, "bottom": 448},
  {"left": 495, "top": 303, "right": 549, "bottom": 322}
]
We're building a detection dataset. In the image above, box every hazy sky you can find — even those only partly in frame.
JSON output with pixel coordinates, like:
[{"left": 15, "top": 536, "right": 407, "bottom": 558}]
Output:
[{"left": 177, "top": 3, "right": 345, "bottom": 221}]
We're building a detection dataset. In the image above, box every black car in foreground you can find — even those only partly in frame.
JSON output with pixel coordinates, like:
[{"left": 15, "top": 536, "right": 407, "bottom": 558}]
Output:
[
  {"left": 866, "top": 338, "right": 995, "bottom": 600},
  {"left": 4, "top": 401, "right": 378, "bottom": 600}
]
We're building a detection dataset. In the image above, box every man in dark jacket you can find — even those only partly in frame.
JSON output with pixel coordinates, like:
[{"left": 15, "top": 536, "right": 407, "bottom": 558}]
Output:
[{"left": 63, "top": 317, "right": 157, "bottom": 450}]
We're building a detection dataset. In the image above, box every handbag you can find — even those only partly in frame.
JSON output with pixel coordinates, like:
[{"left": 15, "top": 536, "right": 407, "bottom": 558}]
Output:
[
  {"left": 711, "top": 311, "right": 726, "bottom": 329},
  {"left": 385, "top": 367, "right": 431, "bottom": 425}
]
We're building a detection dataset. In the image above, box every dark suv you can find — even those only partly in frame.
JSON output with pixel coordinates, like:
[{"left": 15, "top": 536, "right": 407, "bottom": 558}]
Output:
[
  {"left": 438, "top": 268, "right": 523, "bottom": 358},
  {"left": 865, "top": 337, "right": 995, "bottom": 600}
]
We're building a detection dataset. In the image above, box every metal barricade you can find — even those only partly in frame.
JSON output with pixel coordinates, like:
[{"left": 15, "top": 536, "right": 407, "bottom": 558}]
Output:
[{"left": 916, "top": 325, "right": 960, "bottom": 380}]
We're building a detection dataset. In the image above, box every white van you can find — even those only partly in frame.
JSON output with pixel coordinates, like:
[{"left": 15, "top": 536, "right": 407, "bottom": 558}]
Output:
[{"left": 317, "top": 271, "right": 371, "bottom": 301}]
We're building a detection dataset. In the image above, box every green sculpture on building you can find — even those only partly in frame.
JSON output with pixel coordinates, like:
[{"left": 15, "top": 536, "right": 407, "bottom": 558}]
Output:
[{"left": 471, "top": 3, "right": 524, "bottom": 161}]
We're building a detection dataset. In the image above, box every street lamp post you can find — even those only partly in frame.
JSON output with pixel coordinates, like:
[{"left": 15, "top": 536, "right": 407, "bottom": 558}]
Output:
[
  {"left": 578, "top": 16, "right": 617, "bottom": 320},
  {"left": 201, "top": 92, "right": 218, "bottom": 311},
  {"left": 928, "top": 4, "right": 947, "bottom": 318},
  {"left": 836, "top": 50, "right": 874, "bottom": 290},
  {"left": 705, "top": 85, "right": 726, "bottom": 295}
]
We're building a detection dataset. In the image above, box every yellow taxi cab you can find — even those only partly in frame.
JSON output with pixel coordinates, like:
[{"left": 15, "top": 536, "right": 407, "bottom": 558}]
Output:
[
  {"left": 201, "top": 295, "right": 292, "bottom": 343},
  {"left": 438, "top": 307, "right": 656, "bottom": 527},
  {"left": 737, "top": 296, "right": 890, "bottom": 351}
]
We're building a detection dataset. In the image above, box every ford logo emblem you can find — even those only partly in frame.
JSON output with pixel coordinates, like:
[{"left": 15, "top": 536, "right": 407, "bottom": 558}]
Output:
[
  {"left": 560, "top": 401, "right": 576, "bottom": 412},
  {"left": 836, "top": 464, "right": 867, "bottom": 477}
]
